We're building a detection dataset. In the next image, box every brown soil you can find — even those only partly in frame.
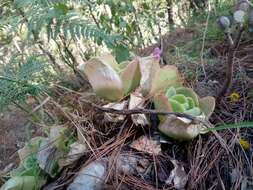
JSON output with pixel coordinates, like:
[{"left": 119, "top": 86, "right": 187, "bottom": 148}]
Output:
[{"left": 0, "top": 107, "right": 36, "bottom": 171}]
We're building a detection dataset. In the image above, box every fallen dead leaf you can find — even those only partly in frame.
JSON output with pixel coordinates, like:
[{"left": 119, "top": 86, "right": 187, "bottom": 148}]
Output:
[
  {"left": 166, "top": 159, "right": 188, "bottom": 190},
  {"left": 103, "top": 101, "right": 127, "bottom": 122},
  {"left": 130, "top": 136, "right": 161, "bottom": 155}
]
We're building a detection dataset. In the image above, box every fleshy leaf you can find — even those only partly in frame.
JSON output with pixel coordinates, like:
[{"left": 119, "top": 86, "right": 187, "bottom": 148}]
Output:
[
  {"left": 120, "top": 59, "right": 141, "bottom": 95},
  {"left": 139, "top": 56, "right": 160, "bottom": 96},
  {"left": 153, "top": 94, "right": 173, "bottom": 122},
  {"left": 158, "top": 115, "right": 204, "bottom": 141},
  {"left": 165, "top": 86, "right": 177, "bottom": 98},
  {"left": 175, "top": 87, "right": 199, "bottom": 106},
  {"left": 83, "top": 58, "right": 124, "bottom": 101},
  {"left": 184, "top": 107, "right": 201, "bottom": 116},
  {"left": 169, "top": 99, "right": 186, "bottom": 113},
  {"left": 186, "top": 97, "right": 195, "bottom": 109},
  {"left": 199, "top": 96, "right": 215, "bottom": 118},
  {"left": 97, "top": 53, "right": 120, "bottom": 72},
  {"left": 170, "top": 94, "right": 188, "bottom": 109},
  {"left": 150, "top": 65, "right": 182, "bottom": 95}
]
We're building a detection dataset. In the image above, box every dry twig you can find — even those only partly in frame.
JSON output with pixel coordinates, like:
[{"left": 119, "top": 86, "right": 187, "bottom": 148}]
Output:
[
  {"left": 79, "top": 97, "right": 212, "bottom": 128},
  {"left": 217, "top": 27, "right": 244, "bottom": 102}
]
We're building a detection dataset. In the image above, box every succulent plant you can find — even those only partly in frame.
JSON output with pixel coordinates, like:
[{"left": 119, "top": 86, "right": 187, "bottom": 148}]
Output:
[
  {"left": 78, "top": 53, "right": 182, "bottom": 102},
  {"left": 154, "top": 86, "right": 215, "bottom": 141},
  {"left": 138, "top": 56, "right": 182, "bottom": 96},
  {"left": 78, "top": 53, "right": 141, "bottom": 101}
]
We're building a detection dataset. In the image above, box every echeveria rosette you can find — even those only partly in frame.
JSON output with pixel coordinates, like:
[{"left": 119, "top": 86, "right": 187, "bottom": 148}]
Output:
[
  {"left": 78, "top": 53, "right": 141, "bottom": 102},
  {"left": 154, "top": 86, "right": 215, "bottom": 141}
]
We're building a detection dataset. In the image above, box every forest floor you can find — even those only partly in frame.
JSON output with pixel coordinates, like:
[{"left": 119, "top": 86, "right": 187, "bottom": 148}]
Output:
[
  {"left": 0, "top": 108, "right": 26, "bottom": 170},
  {"left": 1, "top": 29, "right": 253, "bottom": 189},
  {"left": 0, "top": 107, "right": 41, "bottom": 171}
]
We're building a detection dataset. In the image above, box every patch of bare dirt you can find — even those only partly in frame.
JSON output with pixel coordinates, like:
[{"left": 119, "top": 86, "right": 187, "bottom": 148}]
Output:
[{"left": 0, "top": 107, "right": 37, "bottom": 170}]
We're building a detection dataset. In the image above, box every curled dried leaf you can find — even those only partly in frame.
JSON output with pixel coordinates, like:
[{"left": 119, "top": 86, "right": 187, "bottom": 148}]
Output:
[
  {"left": 130, "top": 136, "right": 161, "bottom": 155},
  {"left": 129, "top": 92, "right": 149, "bottom": 125},
  {"left": 103, "top": 101, "right": 128, "bottom": 122}
]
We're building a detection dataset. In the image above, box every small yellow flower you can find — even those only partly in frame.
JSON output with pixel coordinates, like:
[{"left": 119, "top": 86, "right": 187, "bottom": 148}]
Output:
[
  {"left": 239, "top": 138, "right": 250, "bottom": 151},
  {"left": 229, "top": 92, "right": 240, "bottom": 103}
]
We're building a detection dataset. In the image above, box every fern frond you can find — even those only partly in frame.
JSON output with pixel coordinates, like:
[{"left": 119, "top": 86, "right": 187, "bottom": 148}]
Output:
[
  {"left": 0, "top": 55, "right": 48, "bottom": 111},
  {"left": 12, "top": 0, "right": 124, "bottom": 48}
]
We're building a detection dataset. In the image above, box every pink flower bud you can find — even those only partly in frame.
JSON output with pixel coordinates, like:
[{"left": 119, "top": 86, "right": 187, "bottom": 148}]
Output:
[{"left": 152, "top": 47, "right": 162, "bottom": 60}]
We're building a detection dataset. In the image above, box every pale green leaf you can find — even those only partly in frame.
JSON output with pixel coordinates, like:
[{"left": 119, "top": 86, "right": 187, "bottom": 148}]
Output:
[
  {"left": 120, "top": 59, "right": 141, "bottom": 95},
  {"left": 175, "top": 87, "right": 199, "bottom": 106}
]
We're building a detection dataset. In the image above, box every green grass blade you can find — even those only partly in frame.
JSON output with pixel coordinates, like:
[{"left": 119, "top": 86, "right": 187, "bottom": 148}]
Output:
[{"left": 205, "top": 122, "right": 253, "bottom": 132}]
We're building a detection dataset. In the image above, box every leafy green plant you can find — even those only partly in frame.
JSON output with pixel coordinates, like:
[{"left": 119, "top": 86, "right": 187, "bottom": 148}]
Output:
[
  {"left": 1, "top": 138, "right": 46, "bottom": 190},
  {"left": 1, "top": 0, "right": 128, "bottom": 62},
  {"left": 0, "top": 126, "right": 79, "bottom": 190},
  {"left": 0, "top": 55, "right": 49, "bottom": 111}
]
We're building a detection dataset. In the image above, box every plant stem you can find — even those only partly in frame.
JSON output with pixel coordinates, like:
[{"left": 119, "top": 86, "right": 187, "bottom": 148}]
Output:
[{"left": 217, "top": 27, "right": 244, "bottom": 102}]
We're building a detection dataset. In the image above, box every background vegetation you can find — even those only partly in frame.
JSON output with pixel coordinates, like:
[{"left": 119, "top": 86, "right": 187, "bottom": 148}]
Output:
[
  {"left": 2, "top": 0, "right": 253, "bottom": 190},
  {"left": 0, "top": 0, "right": 235, "bottom": 112}
]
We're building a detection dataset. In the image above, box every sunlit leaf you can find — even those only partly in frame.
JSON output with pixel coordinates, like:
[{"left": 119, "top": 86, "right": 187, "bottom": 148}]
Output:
[
  {"left": 120, "top": 59, "right": 141, "bottom": 95},
  {"left": 59, "top": 142, "right": 87, "bottom": 167},
  {"left": 83, "top": 57, "right": 124, "bottom": 101},
  {"left": 97, "top": 53, "right": 120, "bottom": 72},
  {"left": 139, "top": 56, "right": 160, "bottom": 96},
  {"left": 165, "top": 86, "right": 177, "bottom": 98},
  {"left": 150, "top": 65, "right": 182, "bottom": 95}
]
